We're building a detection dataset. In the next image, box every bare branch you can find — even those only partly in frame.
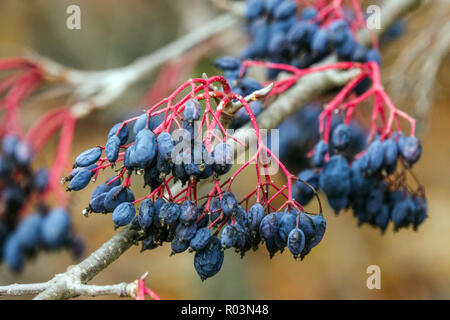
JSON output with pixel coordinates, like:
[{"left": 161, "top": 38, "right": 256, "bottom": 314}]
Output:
[
  {"left": 218, "top": 83, "right": 274, "bottom": 128},
  {"left": 0, "top": 282, "right": 49, "bottom": 296},
  {"left": 385, "top": 0, "right": 450, "bottom": 133},
  {"left": 32, "top": 227, "right": 139, "bottom": 300},
  {"left": 31, "top": 13, "right": 238, "bottom": 119},
  {"left": 70, "top": 283, "right": 137, "bottom": 298}
]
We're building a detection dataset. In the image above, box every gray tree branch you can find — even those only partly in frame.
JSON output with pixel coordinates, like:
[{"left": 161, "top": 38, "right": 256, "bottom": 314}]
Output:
[{"left": 32, "top": 13, "right": 238, "bottom": 119}]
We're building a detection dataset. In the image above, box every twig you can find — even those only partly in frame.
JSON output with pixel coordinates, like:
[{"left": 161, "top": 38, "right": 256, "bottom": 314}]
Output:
[
  {"left": 218, "top": 83, "right": 274, "bottom": 128},
  {"left": 31, "top": 227, "right": 139, "bottom": 300},
  {"left": 0, "top": 282, "right": 49, "bottom": 296},
  {"left": 385, "top": 0, "right": 450, "bottom": 133}
]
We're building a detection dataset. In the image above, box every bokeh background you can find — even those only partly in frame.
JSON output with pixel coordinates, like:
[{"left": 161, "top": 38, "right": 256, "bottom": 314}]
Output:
[{"left": 0, "top": 0, "right": 449, "bottom": 299}]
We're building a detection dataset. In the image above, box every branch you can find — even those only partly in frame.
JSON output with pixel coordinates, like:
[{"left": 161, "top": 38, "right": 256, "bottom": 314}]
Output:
[
  {"left": 385, "top": 0, "right": 450, "bottom": 133},
  {"left": 32, "top": 13, "right": 238, "bottom": 119},
  {"left": 31, "top": 227, "right": 139, "bottom": 300},
  {"left": 0, "top": 282, "right": 49, "bottom": 296},
  {"left": 0, "top": 0, "right": 422, "bottom": 300},
  {"left": 218, "top": 82, "right": 274, "bottom": 128}
]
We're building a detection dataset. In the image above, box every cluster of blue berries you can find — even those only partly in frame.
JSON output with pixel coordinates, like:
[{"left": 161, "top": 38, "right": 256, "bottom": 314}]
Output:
[
  {"left": 0, "top": 134, "right": 83, "bottom": 272},
  {"left": 132, "top": 192, "right": 325, "bottom": 281},
  {"left": 276, "top": 103, "right": 367, "bottom": 170},
  {"left": 293, "top": 128, "right": 427, "bottom": 233},
  {"left": 67, "top": 103, "right": 237, "bottom": 203},
  {"left": 242, "top": 0, "right": 381, "bottom": 83},
  {"left": 69, "top": 109, "right": 327, "bottom": 279}
]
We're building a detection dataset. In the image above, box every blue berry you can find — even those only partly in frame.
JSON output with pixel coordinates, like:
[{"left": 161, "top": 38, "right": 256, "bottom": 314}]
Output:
[
  {"left": 336, "top": 32, "right": 356, "bottom": 59},
  {"left": 103, "top": 186, "right": 135, "bottom": 212},
  {"left": 398, "top": 135, "right": 422, "bottom": 165},
  {"left": 75, "top": 147, "right": 102, "bottom": 168},
  {"left": 239, "top": 78, "right": 263, "bottom": 96},
  {"left": 293, "top": 169, "right": 318, "bottom": 205},
  {"left": 108, "top": 123, "right": 129, "bottom": 145},
  {"left": 332, "top": 123, "right": 352, "bottom": 151},
  {"left": 171, "top": 238, "right": 189, "bottom": 255},
  {"left": 351, "top": 43, "right": 368, "bottom": 62},
  {"left": 259, "top": 212, "right": 279, "bottom": 240},
  {"left": 184, "top": 99, "right": 202, "bottom": 122},
  {"left": 366, "top": 140, "right": 384, "bottom": 174},
  {"left": 180, "top": 200, "right": 197, "bottom": 225},
  {"left": 89, "top": 192, "right": 108, "bottom": 213},
  {"left": 214, "top": 56, "right": 241, "bottom": 71},
  {"left": 3, "top": 235, "right": 24, "bottom": 272},
  {"left": 273, "top": 1, "right": 297, "bottom": 20},
  {"left": 301, "top": 7, "right": 318, "bottom": 20},
  {"left": 328, "top": 19, "right": 349, "bottom": 45},
  {"left": 159, "top": 202, "right": 180, "bottom": 226},
  {"left": 68, "top": 168, "right": 92, "bottom": 191},
  {"left": 247, "top": 203, "right": 264, "bottom": 232},
  {"left": 264, "top": 0, "right": 283, "bottom": 15},
  {"left": 190, "top": 227, "right": 211, "bottom": 251},
  {"left": 124, "top": 146, "right": 136, "bottom": 170},
  {"left": 133, "top": 113, "right": 155, "bottom": 136},
  {"left": 391, "top": 199, "right": 411, "bottom": 231},
  {"left": 14, "top": 212, "right": 43, "bottom": 251},
  {"left": 279, "top": 210, "right": 297, "bottom": 242},
  {"left": 157, "top": 132, "right": 174, "bottom": 160},
  {"left": 327, "top": 195, "right": 348, "bottom": 214},
  {"left": 350, "top": 157, "right": 375, "bottom": 195},
  {"left": 366, "top": 48, "right": 382, "bottom": 66},
  {"left": 265, "top": 236, "right": 279, "bottom": 258},
  {"left": 14, "top": 140, "right": 33, "bottom": 166},
  {"left": 366, "top": 183, "right": 385, "bottom": 217},
  {"left": 382, "top": 138, "right": 398, "bottom": 173},
  {"left": 287, "top": 228, "right": 306, "bottom": 259},
  {"left": 105, "top": 135, "right": 121, "bottom": 163},
  {"left": 33, "top": 168, "right": 49, "bottom": 192},
  {"left": 2, "top": 134, "right": 19, "bottom": 158},
  {"left": 194, "top": 236, "right": 224, "bottom": 281},
  {"left": 141, "top": 233, "right": 158, "bottom": 251},
  {"left": 92, "top": 176, "right": 120, "bottom": 198},
  {"left": 319, "top": 155, "right": 351, "bottom": 197},
  {"left": 137, "top": 199, "right": 154, "bottom": 229},
  {"left": 220, "top": 225, "right": 237, "bottom": 249},
  {"left": 152, "top": 198, "right": 166, "bottom": 228},
  {"left": 268, "top": 32, "right": 289, "bottom": 58},
  {"left": 133, "top": 128, "right": 157, "bottom": 168},
  {"left": 309, "top": 214, "right": 326, "bottom": 248},
  {"left": 175, "top": 223, "right": 197, "bottom": 242},
  {"left": 233, "top": 206, "right": 248, "bottom": 228},
  {"left": 288, "top": 21, "right": 310, "bottom": 47},
  {"left": 244, "top": 0, "right": 265, "bottom": 21},
  {"left": 313, "top": 140, "right": 328, "bottom": 168},
  {"left": 374, "top": 204, "right": 390, "bottom": 233},
  {"left": 112, "top": 202, "right": 136, "bottom": 227},
  {"left": 311, "top": 28, "right": 329, "bottom": 56},
  {"left": 411, "top": 196, "right": 427, "bottom": 230},
  {"left": 40, "top": 208, "right": 71, "bottom": 248},
  {"left": 221, "top": 192, "right": 238, "bottom": 217}
]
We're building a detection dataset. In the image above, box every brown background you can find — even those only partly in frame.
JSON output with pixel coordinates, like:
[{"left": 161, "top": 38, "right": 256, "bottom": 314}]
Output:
[{"left": 0, "top": 0, "right": 449, "bottom": 299}]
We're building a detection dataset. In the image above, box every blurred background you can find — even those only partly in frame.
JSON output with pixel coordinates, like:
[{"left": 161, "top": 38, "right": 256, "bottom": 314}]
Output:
[{"left": 0, "top": 0, "right": 449, "bottom": 299}]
